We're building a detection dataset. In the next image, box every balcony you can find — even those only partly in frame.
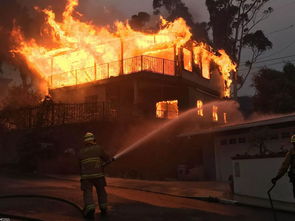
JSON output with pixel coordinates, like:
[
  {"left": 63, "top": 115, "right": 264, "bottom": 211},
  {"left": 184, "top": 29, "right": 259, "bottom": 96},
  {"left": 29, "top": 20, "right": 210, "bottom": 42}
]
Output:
[{"left": 48, "top": 55, "right": 176, "bottom": 89}]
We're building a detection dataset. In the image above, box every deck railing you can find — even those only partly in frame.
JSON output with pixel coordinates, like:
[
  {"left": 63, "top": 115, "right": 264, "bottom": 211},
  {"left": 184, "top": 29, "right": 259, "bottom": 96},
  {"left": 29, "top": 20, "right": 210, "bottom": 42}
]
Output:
[
  {"left": 0, "top": 102, "right": 117, "bottom": 130},
  {"left": 49, "top": 55, "right": 176, "bottom": 88}
]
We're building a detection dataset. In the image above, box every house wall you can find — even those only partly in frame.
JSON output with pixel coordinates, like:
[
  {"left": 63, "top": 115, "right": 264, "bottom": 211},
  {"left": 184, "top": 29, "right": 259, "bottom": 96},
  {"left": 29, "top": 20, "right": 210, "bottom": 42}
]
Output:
[
  {"left": 51, "top": 85, "right": 106, "bottom": 103},
  {"left": 215, "top": 126, "right": 295, "bottom": 181},
  {"left": 233, "top": 157, "right": 294, "bottom": 206},
  {"left": 50, "top": 73, "right": 221, "bottom": 120},
  {"left": 182, "top": 68, "right": 224, "bottom": 98}
]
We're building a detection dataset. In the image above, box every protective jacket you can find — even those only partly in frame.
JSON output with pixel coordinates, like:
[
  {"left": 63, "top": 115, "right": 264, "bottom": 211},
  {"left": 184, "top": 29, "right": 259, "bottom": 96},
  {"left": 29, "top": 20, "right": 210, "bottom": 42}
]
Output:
[
  {"left": 79, "top": 144, "right": 109, "bottom": 180},
  {"left": 276, "top": 149, "right": 295, "bottom": 181}
]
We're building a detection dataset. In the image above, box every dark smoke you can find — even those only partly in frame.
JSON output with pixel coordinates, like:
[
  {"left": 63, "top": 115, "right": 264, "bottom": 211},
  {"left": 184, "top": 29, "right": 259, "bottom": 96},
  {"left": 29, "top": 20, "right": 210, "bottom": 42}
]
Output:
[
  {"left": 0, "top": 0, "right": 68, "bottom": 88},
  {"left": 78, "top": 0, "right": 125, "bottom": 25}
]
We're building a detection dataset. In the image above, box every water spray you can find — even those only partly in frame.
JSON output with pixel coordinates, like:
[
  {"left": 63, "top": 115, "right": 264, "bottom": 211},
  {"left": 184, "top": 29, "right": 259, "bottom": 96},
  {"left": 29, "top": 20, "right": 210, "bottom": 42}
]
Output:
[
  {"left": 107, "top": 100, "right": 241, "bottom": 164},
  {"left": 112, "top": 107, "right": 198, "bottom": 161}
]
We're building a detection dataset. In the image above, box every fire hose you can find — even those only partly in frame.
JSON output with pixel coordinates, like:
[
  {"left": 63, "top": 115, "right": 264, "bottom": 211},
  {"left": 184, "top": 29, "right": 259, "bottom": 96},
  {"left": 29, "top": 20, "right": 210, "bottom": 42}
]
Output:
[
  {"left": 102, "top": 157, "right": 116, "bottom": 167},
  {"left": 267, "top": 183, "right": 278, "bottom": 221},
  {"left": 0, "top": 159, "right": 116, "bottom": 221},
  {"left": 0, "top": 194, "right": 83, "bottom": 221}
]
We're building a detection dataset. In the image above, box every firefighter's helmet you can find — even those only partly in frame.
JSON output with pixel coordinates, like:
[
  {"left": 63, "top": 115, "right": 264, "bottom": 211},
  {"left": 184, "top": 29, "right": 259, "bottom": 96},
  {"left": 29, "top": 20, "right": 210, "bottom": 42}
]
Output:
[
  {"left": 291, "top": 135, "right": 295, "bottom": 143},
  {"left": 84, "top": 132, "right": 95, "bottom": 143}
]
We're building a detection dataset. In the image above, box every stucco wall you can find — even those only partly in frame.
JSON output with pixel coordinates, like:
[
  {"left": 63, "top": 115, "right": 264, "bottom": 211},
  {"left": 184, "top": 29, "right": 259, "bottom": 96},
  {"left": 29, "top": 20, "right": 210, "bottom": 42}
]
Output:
[
  {"left": 233, "top": 157, "right": 294, "bottom": 203},
  {"left": 215, "top": 126, "right": 295, "bottom": 181}
]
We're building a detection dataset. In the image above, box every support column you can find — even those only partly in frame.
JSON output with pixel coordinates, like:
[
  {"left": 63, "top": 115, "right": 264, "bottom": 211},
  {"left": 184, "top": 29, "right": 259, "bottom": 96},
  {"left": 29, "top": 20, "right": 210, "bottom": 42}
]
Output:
[
  {"left": 177, "top": 47, "right": 184, "bottom": 77},
  {"left": 191, "top": 46, "right": 195, "bottom": 73},
  {"left": 50, "top": 57, "right": 54, "bottom": 88},
  {"left": 120, "top": 38, "right": 124, "bottom": 75},
  {"left": 94, "top": 61, "right": 97, "bottom": 80},
  {"left": 174, "top": 45, "right": 177, "bottom": 76}
]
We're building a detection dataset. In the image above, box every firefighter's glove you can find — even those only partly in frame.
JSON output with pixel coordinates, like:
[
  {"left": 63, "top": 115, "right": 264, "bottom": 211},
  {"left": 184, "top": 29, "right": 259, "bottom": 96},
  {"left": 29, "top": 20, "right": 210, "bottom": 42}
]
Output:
[
  {"left": 103, "top": 157, "right": 115, "bottom": 167},
  {"left": 271, "top": 177, "right": 278, "bottom": 185}
]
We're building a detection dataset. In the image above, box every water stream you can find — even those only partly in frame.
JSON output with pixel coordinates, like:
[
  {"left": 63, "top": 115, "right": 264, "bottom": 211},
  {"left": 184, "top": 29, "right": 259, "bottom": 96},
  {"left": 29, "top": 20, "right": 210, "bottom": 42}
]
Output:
[
  {"left": 113, "top": 107, "right": 197, "bottom": 160},
  {"left": 113, "top": 100, "right": 241, "bottom": 160}
]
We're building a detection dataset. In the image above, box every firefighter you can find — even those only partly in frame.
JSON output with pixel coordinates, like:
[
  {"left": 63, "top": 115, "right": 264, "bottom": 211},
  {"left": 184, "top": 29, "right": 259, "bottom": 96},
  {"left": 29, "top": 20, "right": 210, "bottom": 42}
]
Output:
[
  {"left": 79, "top": 132, "right": 111, "bottom": 218},
  {"left": 272, "top": 134, "right": 295, "bottom": 198}
]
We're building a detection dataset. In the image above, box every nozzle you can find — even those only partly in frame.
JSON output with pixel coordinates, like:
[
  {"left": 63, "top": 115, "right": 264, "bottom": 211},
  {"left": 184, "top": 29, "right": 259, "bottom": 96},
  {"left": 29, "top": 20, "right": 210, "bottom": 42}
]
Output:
[{"left": 102, "top": 157, "right": 116, "bottom": 167}]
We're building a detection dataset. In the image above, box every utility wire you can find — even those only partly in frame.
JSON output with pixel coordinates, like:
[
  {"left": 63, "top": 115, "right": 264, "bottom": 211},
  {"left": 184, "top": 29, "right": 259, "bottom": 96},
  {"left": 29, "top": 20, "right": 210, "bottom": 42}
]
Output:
[
  {"left": 237, "top": 1, "right": 295, "bottom": 73},
  {"left": 240, "top": 54, "right": 295, "bottom": 66},
  {"left": 258, "top": 39, "right": 295, "bottom": 60},
  {"left": 266, "top": 24, "right": 294, "bottom": 35},
  {"left": 254, "top": 54, "right": 295, "bottom": 64},
  {"left": 239, "top": 58, "right": 295, "bottom": 72}
]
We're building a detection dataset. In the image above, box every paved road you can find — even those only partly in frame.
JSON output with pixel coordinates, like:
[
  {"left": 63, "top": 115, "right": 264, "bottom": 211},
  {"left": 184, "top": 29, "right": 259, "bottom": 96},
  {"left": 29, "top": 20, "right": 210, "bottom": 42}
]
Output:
[{"left": 0, "top": 175, "right": 294, "bottom": 221}]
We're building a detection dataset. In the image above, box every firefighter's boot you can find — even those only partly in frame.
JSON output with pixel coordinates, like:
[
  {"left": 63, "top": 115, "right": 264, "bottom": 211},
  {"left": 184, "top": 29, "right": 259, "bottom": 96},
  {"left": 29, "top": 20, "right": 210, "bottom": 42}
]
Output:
[
  {"left": 100, "top": 204, "right": 108, "bottom": 216},
  {"left": 83, "top": 204, "right": 95, "bottom": 219}
]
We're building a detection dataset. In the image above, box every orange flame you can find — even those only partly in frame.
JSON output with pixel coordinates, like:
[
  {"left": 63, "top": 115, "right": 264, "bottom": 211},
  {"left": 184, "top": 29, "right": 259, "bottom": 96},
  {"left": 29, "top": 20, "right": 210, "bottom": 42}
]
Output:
[
  {"left": 197, "top": 100, "right": 204, "bottom": 116},
  {"left": 223, "top": 112, "right": 227, "bottom": 124},
  {"left": 212, "top": 105, "right": 218, "bottom": 122},
  {"left": 156, "top": 100, "right": 179, "bottom": 119},
  {"left": 11, "top": 0, "right": 236, "bottom": 97}
]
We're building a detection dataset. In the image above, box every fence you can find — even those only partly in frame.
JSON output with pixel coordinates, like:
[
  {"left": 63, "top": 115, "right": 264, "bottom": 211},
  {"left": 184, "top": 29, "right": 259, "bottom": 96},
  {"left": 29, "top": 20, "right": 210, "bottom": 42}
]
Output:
[
  {"left": 49, "top": 55, "right": 176, "bottom": 88},
  {"left": 0, "top": 102, "right": 117, "bottom": 130}
]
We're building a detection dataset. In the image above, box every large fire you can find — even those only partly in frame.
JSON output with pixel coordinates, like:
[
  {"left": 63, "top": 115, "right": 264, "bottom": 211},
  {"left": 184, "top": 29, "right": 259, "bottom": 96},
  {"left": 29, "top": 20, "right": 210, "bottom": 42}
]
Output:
[{"left": 11, "top": 0, "right": 236, "bottom": 97}]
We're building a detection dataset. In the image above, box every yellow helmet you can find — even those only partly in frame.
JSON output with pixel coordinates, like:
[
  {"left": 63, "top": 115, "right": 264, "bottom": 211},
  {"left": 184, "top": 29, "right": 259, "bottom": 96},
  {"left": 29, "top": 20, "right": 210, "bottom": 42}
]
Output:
[
  {"left": 291, "top": 135, "right": 295, "bottom": 143},
  {"left": 84, "top": 132, "right": 95, "bottom": 143}
]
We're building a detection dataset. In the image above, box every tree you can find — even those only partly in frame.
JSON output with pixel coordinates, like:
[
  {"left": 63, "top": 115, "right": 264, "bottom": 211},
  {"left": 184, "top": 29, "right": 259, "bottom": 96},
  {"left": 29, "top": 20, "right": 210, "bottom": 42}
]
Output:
[
  {"left": 0, "top": 0, "right": 32, "bottom": 86},
  {"left": 252, "top": 62, "right": 295, "bottom": 113},
  {"left": 129, "top": 12, "right": 153, "bottom": 32},
  {"left": 242, "top": 30, "right": 272, "bottom": 89},
  {"left": 206, "top": 0, "right": 273, "bottom": 98},
  {"left": 153, "top": 0, "right": 194, "bottom": 25},
  {"left": 1, "top": 85, "right": 42, "bottom": 110},
  {"left": 237, "top": 96, "right": 254, "bottom": 118},
  {"left": 152, "top": 0, "right": 210, "bottom": 43},
  {"left": 248, "top": 127, "right": 270, "bottom": 155}
]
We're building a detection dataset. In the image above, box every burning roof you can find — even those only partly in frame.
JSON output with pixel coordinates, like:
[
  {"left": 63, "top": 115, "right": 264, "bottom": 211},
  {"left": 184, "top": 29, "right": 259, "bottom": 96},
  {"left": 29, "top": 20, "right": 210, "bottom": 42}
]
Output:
[{"left": 11, "top": 0, "right": 236, "bottom": 97}]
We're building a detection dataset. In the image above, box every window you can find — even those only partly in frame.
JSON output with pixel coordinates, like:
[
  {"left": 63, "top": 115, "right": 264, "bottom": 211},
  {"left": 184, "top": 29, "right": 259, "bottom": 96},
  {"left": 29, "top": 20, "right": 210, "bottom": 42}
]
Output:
[
  {"left": 212, "top": 105, "right": 218, "bottom": 122},
  {"left": 223, "top": 113, "right": 227, "bottom": 124},
  {"left": 156, "top": 100, "right": 179, "bottom": 119},
  {"left": 220, "top": 139, "right": 227, "bottom": 145},
  {"left": 183, "top": 48, "right": 192, "bottom": 72},
  {"left": 196, "top": 100, "right": 203, "bottom": 116},
  {"left": 238, "top": 137, "right": 246, "bottom": 143},
  {"left": 229, "top": 138, "right": 237, "bottom": 144}
]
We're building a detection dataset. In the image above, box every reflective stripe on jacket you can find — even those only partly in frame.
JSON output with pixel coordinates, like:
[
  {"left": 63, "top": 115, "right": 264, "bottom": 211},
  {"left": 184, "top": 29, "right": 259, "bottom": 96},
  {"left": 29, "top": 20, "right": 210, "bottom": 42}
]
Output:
[{"left": 79, "top": 144, "right": 109, "bottom": 180}]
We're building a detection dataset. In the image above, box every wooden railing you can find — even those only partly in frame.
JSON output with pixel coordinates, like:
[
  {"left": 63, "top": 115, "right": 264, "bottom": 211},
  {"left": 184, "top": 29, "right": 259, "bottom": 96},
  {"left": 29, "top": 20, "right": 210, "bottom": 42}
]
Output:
[
  {"left": 0, "top": 102, "right": 117, "bottom": 130},
  {"left": 48, "top": 55, "right": 176, "bottom": 88}
]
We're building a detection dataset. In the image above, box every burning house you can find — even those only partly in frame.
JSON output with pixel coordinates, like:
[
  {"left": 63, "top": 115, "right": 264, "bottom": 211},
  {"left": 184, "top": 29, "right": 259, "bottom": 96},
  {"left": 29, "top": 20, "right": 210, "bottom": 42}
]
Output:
[
  {"left": 0, "top": 77, "right": 11, "bottom": 100},
  {"left": 11, "top": 0, "right": 236, "bottom": 121},
  {"left": 0, "top": 0, "right": 238, "bottom": 179}
]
